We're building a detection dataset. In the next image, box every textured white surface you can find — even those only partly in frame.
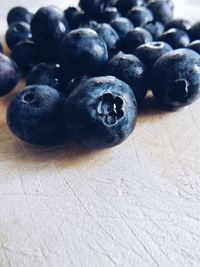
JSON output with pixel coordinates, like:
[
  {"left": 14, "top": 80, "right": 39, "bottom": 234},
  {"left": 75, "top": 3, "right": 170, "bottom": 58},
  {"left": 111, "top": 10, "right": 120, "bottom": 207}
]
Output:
[{"left": 0, "top": 1, "right": 200, "bottom": 267}]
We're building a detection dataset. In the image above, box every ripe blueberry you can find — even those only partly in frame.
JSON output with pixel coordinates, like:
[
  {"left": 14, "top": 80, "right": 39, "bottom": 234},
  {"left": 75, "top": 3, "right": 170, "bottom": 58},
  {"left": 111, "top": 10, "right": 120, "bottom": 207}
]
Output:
[
  {"left": 7, "top": 85, "right": 66, "bottom": 145},
  {"left": 0, "top": 53, "right": 20, "bottom": 96},
  {"left": 151, "top": 48, "right": 200, "bottom": 109},
  {"left": 64, "top": 76, "right": 137, "bottom": 149}
]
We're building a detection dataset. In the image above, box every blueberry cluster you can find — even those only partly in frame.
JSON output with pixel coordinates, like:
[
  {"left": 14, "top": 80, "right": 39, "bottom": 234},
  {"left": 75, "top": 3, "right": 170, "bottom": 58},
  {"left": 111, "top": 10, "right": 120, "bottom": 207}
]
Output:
[{"left": 2, "top": 0, "right": 200, "bottom": 149}]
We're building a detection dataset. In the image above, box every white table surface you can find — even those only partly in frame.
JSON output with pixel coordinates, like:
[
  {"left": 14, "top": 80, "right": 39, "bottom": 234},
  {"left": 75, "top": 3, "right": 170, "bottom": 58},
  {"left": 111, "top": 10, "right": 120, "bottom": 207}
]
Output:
[{"left": 0, "top": 1, "right": 200, "bottom": 267}]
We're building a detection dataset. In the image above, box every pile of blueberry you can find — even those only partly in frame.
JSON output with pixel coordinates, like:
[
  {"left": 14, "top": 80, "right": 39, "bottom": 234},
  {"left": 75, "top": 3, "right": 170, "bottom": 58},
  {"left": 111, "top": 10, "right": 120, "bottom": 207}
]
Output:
[{"left": 1, "top": 0, "right": 200, "bottom": 149}]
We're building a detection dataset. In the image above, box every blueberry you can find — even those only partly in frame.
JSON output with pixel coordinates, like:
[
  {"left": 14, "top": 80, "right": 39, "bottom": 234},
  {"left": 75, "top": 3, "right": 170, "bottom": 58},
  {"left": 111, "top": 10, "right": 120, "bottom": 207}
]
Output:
[
  {"left": 80, "top": 19, "right": 99, "bottom": 29},
  {"left": 100, "top": 7, "right": 121, "bottom": 23},
  {"left": 66, "top": 75, "right": 91, "bottom": 96},
  {"left": 135, "top": 41, "right": 173, "bottom": 72},
  {"left": 7, "top": 85, "right": 65, "bottom": 145},
  {"left": 64, "top": 7, "right": 84, "bottom": 29},
  {"left": 127, "top": 6, "right": 153, "bottom": 27},
  {"left": 143, "top": 21, "right": 164, "bottom": 40},
  {"left": 187, "top": 40, "right": 200, "bottom": 54},
  {"left": 189, "top": 21, "right": 200, "bottom": 41},
  {"left": 119, "top": 27, "right": 153, "bottom": 54},
  {"left": 79, "top": 0, "right": 113, "bottom": 19},
  {"left": 105, "top": 53, "right": 148, "bottom": 102},
  {"left": 59, "top": 28, "right": 108, "bottom": 78},
  {"left": 110, "top": 17, "right": 134, "bottom": 39},
  {"left": 158, "top": 28, "right": 190, "bottom": 49},
  {"left": 11, "top": 41, "right": 41, "bottom": 75},
  {"left": 0, "top": 43, "right": 3, "bottom": 54},
  {"left": 6, "top": 22, "right": 32, "bottom": 49},
  {"left": 7, "top": 6, "right": 33, "bottom": 26},
  {"left": 115, "top": 0, "right": 144, "bottom": 16},
  {"left": 31, "top": 6, "right": 70, "bottom": 58},
  {"left": 151, "top": 48, "right": 200, "bottom": 109},
  {"left": 0, "top": 53, "right": 20, "bottom": 96},
  {"left": 146, "top": 0, "right": 173, "bottom": 24},
  {"left": 26, "top": 63, "right": 63, "bottom": 91},
  {"left": 94, "top": 23, "right": 119, "bottom": 50},
  {"left": 64, "top": 76, "right": 137, "bottom": 149},
  {"left": 165, "top": 18, "right": 191, "bottom": 32}
]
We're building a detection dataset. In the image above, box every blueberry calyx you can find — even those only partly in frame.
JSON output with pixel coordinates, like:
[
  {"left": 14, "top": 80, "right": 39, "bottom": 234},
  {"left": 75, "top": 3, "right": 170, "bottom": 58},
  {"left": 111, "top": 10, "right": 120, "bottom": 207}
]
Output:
[
  {"left": 97, "top": 93, "right": 124, "bottom": 125},
  {"left": 168, "top": 79, "right": 188, "bottom": 102},
  {"left": 23, "top": 93, "right": 35, "bottom": 102}
]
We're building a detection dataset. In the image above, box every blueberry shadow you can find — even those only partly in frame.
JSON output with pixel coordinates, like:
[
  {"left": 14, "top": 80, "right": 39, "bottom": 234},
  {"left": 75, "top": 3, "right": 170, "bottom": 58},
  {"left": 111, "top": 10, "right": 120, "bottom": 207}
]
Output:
[{"left": 138, "top": 94, "right": 169, "bottom": 117}]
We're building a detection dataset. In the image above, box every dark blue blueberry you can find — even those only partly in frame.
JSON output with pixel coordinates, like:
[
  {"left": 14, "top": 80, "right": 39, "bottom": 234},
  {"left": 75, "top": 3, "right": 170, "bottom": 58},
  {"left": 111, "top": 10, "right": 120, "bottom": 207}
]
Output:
[
  {"left": 146, "top": 0, "right": 173, "bottom": 24},
  {"left": 110, "top": 17, "right": 134, "bottom": 39},
  {"left": 127, "top": 6, "right": 153, "bottom": 27},
  {"left": 158, "top": 28, "right": 190, "bottom": 49},
  {"left": 7, "top": 6, "right": 33, "bottom": 26},
  {"left": 80, "top": 19, "right": 99, "bottom": 29},
  {"left": 100, "top": 7, "right": 121, "bottom": 23},
  {"left": 151, "top": 48, "right": 200, "bottom": 109},
  {"left": 64, "top": 76, "right": 137, "bottom": 149},
  {"left": 79, "top": 0, "right": 114, "bottom": 19},
  {"left": 66, "top": 75, "right": 91, "bottom": 96},
  {"left": 31, "top": 6, "right": 70, "bottom": 59},
  {"left": 189, "top": 21, "right": 200, "bottom": 41},
  {"left": 115, "top": 0, "right": 144, "bottom": 16},
  {"left": 6, "top": 22, "right": 32, "bottom": 49},
  {"left": 64, "top": 7, "right": 84, "bottom": 29},
  {"left": 105, "top": 53, "right": 148, "bottom": 102},
  {"left": 143, "top": 20, "right": 164, "bottom": 40},
  {"left": 0, "top": 53, "right": 20, "bottom": 96},
  {"left": 0, "top": 43, "right": 3, "bottom": 54},
  {"left": 108, "top": 49, "right": 123, "bottom": 60},
  {"left": 26, "top": 63, "right": 63, "bottom": 91},
  {"left": 165, "top": 18, "right": 191, "bottom": 32},
  {"left": 135, "top": 41, "right": 173, "bottom": 72},
  {"left": 7, "top": 85, "right": 66, "bottom": 145},
  {"left": 11, "top": 41, "right": 41, "bottom": 75},
  {"left": 94, "top": 23, "right": 119, "bottom": 50},
  {"left": 187, "top": 40, "right": 200, "bottom": 54},
  {"left": 119, "top": 27, "right": 153, "bottom": 54},
  {"left": 59, "top": 28, "right": 108, "bottom": 78}
]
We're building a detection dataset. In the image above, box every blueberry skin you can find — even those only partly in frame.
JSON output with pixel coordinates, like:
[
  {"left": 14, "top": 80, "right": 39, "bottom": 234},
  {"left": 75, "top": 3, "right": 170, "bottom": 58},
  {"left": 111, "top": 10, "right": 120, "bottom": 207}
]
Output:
[
  {"left": 31, "top": 6, "right": 70, "bottom": 58},
  {"left": 110, "top": 17, "right": 134, "bottom": 39},
  {"left": 6, "top": 22, "right": 32, "bottom": 49},
  {"left": 115, "top": 0, "right": 144, "bottom": 16},
  {"left": 79, "top": 0, "right": 114, "bottom": 19},
  {"left": 94, "top": 23, "right": 119, "bottom": 50},
  {"left": 189, "top": 21, "right": 200, "bottom": 41},
  {"left": 0, "top": 53, "right": 20, "bottom": 96},
  {"left": 11, "top": 41, "right": 41, "bottom": 75},
  {"left": 187, "top": 40, "right": 200, "bottom": 54},
  {"left": 100, "top": 7, "right": 121, "bottom": 23},
  {"left": 158, "top": 28, "right": 190, "bottom": 49},
  {"left": 7, "top": 6, "right": 33, "bottom": 26},
  {"left": 26, "top": 63, "right": 63, "bottom": 91},
  {"left": 64, "top": 76, "right": 137, "bottom": 149},
  {"left": 59, "top": 28, "right": 108, "bottom": 78},
  {"left": 151, "top": 48, "right": 200, "bottom": 110},
  {"left": 143, "top": 21, "right": 164, "bottom": 40},
  {"left": 119, "top": 27, "right": 153, "bottom": 54},
  {"left": 105, "top": 54, "right": 148, "bottom": 102},
  {"left": 165, "top": 18, "right": 191, "bottom": 33},
  {"left": 7, "top": 85, "right": 66, "bottom": 145},
  {"left": 146, "top": 0, "right": 173, "bottom": 24},
  {"left": 66, "top": 75, "right": 91, "bottom": 96},
  {"left": 127, "top": 6, "right": 153, "bottom": 27},
  {"left": 64, "top": 7, "right": 84, "bottom": 29},
  {"left": 135, "top": 41, "right": 173, "bottom": 72}
]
